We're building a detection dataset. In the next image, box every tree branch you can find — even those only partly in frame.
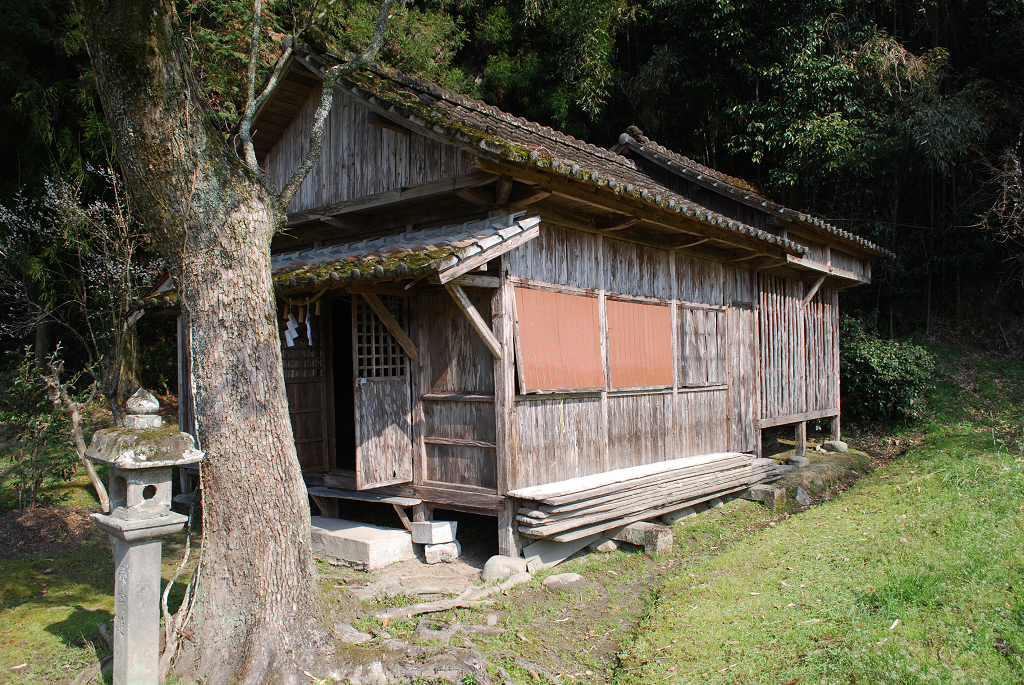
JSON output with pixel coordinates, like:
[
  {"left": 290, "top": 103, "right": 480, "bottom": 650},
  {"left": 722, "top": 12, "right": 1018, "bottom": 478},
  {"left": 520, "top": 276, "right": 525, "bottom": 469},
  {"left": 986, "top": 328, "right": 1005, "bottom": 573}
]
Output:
[
  {"left": 277, "top": 0, "right": 399, "bottom": 209},
  {"left": 41, "top": 359, "right": 110, "bottom": 513},
  {"left": 237, "top": 0, "right": 265, "bottom": 174}
]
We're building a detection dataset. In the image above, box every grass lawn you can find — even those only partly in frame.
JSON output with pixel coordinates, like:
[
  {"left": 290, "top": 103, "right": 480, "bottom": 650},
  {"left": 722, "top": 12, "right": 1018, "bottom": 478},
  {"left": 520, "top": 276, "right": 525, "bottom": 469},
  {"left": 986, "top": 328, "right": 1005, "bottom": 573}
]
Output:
[{"left": 614, "top": 351, "right": 1024, "bottom": 684}]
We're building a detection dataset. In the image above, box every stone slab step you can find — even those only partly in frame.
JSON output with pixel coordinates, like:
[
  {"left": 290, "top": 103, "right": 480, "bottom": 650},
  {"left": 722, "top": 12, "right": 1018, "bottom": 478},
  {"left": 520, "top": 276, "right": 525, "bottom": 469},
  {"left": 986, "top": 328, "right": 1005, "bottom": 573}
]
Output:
[
  {"left": 307, "top": 486, "right": 421, "bottom": 507},
  {"left": 310, "top": 516, "right": 417, "bottom": 570}
]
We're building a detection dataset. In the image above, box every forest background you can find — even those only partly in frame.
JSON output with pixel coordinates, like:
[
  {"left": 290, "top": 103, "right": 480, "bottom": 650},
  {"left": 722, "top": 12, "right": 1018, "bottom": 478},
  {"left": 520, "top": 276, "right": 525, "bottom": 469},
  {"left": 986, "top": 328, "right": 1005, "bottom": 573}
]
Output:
[{"left": 1, "top": 0, "right": 1023, "bottom": 384}]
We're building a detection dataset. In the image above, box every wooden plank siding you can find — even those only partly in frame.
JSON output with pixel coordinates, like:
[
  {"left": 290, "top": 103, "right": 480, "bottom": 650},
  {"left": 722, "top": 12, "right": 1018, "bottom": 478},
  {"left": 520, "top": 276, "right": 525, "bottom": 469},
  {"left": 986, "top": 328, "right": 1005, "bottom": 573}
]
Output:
[
  {"left": 506, "top": 223, "right": 739, "bottom": 490},
  {"left": 415, "top": 287, "right": 498, "bottom": 491},
  {"left": 264, "top": 84, "right": 476, "bottom": 216}
]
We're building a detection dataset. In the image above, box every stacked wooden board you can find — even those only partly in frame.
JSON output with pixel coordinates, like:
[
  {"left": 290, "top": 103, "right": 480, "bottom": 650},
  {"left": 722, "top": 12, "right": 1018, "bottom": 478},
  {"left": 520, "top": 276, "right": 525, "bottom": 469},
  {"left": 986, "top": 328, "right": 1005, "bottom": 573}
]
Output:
[{"left": 508, "top": 452, "right": 783, "bottom": 542}]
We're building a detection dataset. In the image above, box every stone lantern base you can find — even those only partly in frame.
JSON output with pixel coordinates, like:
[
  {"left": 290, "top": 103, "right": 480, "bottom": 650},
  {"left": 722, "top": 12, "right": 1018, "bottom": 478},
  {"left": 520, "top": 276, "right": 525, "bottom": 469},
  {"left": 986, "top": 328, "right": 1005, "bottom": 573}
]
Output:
[{"left": 93, "top": 511, "right": 188, "bottom": 685}]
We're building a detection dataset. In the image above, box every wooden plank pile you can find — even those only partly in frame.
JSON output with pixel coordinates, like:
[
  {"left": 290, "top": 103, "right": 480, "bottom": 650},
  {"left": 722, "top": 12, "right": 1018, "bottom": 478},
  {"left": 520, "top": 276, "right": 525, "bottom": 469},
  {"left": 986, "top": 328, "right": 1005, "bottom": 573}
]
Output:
[{"left": 508, "top": 452, "right": 783, "bottom": 543}]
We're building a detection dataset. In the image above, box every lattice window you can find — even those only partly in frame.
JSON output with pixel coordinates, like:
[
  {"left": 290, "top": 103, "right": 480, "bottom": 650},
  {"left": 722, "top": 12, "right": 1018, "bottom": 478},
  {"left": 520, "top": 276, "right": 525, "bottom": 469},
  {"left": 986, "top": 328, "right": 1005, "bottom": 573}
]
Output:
[{"left": 355, "top": 295, "right": 408, "bottom": 378}]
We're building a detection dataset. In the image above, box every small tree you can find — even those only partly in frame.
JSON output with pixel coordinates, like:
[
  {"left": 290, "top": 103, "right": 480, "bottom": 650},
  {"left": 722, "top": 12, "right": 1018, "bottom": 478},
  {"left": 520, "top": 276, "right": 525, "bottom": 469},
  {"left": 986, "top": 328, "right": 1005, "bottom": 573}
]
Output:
[
  {"left": 0, "top": 166, "right": 159, "bottom": 424},
  {"left": 0, "top": 347, "right": 79, "bottom": 511}
]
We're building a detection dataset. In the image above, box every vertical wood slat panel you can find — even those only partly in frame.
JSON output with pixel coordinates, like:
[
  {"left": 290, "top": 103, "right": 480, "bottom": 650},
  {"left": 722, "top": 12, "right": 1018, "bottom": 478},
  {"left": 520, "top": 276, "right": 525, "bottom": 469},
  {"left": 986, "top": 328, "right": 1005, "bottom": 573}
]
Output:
[{"left": 264, "top": 88, "right": 475, "bottom": 215}]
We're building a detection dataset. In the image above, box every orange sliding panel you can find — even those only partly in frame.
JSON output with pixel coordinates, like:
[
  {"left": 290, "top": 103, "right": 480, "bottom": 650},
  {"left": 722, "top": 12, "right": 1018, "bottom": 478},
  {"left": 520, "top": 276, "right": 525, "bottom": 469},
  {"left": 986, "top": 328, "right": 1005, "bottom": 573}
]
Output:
[
  {"left": 514, "top": 286, "right": 603, "bottom": 391},
  {"left": 607, "top": 299, "right": 673, "bottom": 388}
]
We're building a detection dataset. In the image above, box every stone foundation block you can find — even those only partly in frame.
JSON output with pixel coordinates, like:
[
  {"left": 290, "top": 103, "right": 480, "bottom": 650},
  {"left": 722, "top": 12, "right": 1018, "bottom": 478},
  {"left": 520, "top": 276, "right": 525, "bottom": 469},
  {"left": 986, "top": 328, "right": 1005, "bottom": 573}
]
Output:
[
  {"left": 742, "top": 484, "right": 787, "bottom": 512},
  {"left": 411, "top": 520, "right": 457, "bottom": 545},
  {"left": 424, "top": 541, "right": 461, "bottom": 564},
  {"left": 608, "top": 521, "right": 674, "bottom": 555},
  {"left": 310, "top": 517, "right": 416, "bottom": 570}
]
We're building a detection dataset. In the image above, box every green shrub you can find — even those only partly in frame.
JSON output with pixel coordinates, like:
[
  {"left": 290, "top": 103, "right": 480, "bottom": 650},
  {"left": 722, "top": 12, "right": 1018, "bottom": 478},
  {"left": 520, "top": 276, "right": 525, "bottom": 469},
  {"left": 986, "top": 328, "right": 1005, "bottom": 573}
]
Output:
[
  {"left": 840, "top": 315, "right": 935, "bottom": 421},
  {"left": 0, "top": 347, "right": 79, "bottom": 511}
]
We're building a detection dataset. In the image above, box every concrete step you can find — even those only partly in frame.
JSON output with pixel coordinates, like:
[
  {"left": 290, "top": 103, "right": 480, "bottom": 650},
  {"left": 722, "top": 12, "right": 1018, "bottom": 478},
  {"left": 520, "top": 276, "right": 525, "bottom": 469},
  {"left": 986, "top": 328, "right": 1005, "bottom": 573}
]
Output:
[{"left": 310, "top": 516, "right": 417, "bottom": 570}]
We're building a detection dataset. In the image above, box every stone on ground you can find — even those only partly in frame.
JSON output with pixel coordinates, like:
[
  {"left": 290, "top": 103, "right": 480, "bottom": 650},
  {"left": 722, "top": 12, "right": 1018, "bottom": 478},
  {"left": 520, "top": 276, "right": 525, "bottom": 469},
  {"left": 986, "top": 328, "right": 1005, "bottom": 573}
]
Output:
[
  {"left": 411, "top": 520, "right": 457, "bottom": 545},
  {"left": 823, "top": 440, "right": 849, "bottom": 453},
  {"left": 787, "top": 455, "right": 811, "bottom": 467},
  {"left": 662, "top": 507, "right": 697, "bottom": 525},
  {"left": 482, "top": 554, "right": 529, "bottom": 581},
  {"left": 424, "top": 540, "right": 461, "bottom": 564},
  {"left": 310, "top": 516, "right": 416, "bottom": 570},
  {"left": 795, "top": 486, "right": 811, "bottom": 506},
  {"left": 742, "top": 484, "right": 787, "bottom": 512},
  {"left": 708, "top": 497, "right": 725, "bottom": 508},
  {"left": 542, "top": 572, "right": 586, "bottom": 590},
  {"left": 608, "top": 521, "right": 674, "bottom": 555}
]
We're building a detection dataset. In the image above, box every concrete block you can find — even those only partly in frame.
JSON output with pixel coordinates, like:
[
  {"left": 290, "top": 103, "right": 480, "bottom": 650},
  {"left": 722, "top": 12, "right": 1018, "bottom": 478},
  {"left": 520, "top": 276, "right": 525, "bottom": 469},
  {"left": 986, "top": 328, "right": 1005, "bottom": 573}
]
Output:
[
  {"left": 742, "top": 484, "right": 787, "bottom": 512},
  {"left": 787, "top": 455, "right": 811, "bottom": 467},
  {"left": 823, "top": 440, "right": 849, "bottom": 453},
  {"left": 523, "top": 534, "right": 602, "bottom": 572},
  {"left": 661, "top": 507, "right": 697, "bottom": 525},
  {"left": 424, "top": 541, "right": 461, "bottom": 564},
  {"left": 542, "top": 573, "right": 586, "bottom": 590},
  {"left": 310, "top": 517, "right": 416, "bottom": 570},
  {"left": 483, "top": 554, "right": 529, "bottom": 580},
  {"left": 411, "top": 520, "right": 457, "bottom": 545},
  {"left": 608, "top": 522, "right": 674, "bottom": 555}
]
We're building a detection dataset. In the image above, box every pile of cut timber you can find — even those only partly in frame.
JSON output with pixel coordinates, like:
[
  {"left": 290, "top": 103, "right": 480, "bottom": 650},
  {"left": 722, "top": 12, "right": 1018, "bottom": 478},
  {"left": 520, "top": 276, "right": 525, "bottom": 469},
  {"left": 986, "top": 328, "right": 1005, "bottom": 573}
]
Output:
[{"left": 508, "top": 453, "right": 782, "bottom": 543}]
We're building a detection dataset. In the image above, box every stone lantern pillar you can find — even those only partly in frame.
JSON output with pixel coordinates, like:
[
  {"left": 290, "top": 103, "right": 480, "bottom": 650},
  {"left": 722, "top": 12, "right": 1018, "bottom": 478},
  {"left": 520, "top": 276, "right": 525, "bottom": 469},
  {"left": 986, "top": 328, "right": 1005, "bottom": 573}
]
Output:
[{"left": 85, "top": 389, "right": 203, "bottom": 685}]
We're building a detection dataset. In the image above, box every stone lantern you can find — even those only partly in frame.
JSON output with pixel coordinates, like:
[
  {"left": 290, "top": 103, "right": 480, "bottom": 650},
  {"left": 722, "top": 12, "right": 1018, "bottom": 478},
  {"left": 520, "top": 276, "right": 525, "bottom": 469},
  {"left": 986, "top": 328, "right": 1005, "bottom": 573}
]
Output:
[{"left": 85, "top": 388, "right": 203, "bottom": 685}]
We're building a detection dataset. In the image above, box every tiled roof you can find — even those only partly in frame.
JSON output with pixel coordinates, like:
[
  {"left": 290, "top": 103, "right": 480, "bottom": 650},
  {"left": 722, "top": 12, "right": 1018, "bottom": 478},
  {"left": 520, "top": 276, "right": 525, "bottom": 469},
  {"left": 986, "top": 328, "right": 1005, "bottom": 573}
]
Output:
[
  {"left": 135, "top": 214, "right": 541, "bottom": 308},
  {"left": 300, "top": 55, "right": 808, "bottom": 258},
  {"left": 616, "top": 127, "right": 893, "bottom": 258},
  {"left": 270, "top": 212, "right": 541, "bottom": 290}
]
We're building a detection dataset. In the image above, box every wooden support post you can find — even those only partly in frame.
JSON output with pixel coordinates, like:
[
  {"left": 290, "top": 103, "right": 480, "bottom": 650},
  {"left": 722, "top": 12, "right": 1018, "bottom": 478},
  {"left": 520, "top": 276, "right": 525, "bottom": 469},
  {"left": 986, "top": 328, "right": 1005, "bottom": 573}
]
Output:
[
  {"left": 392, "top": 504, "right": 412, "bottom": 531},
  {"left": 412, "top": 503, "right": 433, "bottom": 522},
  {"left": 361, "top": 293, "right": 420, "bottom": 362},
  {"left": 310, "top": 495, "right": 339, "bottom": 519},
  {"left": 794, "top": 421, "right": 807, "bottom": 457},
  {"left": 498, "top": 498, "right": 522, "bottom": 558},
  {"left": 445, "top": 282, "right": 503, "bottom": 360},
  {"left": 830, "top": 414, "right": 841, "bottom": 442}
]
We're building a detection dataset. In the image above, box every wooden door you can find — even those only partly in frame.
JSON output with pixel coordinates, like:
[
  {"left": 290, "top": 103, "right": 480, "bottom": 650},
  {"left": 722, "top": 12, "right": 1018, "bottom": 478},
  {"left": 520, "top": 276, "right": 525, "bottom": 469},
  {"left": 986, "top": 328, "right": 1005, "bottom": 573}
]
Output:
[
  {"left": 281, "top": 302, "right": 332, "bottom": 473},
  {"left": 353, "top": 295, "right": 414, "bottom": 489}
]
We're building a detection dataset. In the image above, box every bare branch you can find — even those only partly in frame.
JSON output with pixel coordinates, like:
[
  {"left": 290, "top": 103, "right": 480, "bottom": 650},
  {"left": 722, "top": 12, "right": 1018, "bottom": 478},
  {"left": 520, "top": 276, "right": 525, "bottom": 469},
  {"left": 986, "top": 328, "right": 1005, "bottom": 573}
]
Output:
[
  {"left": 41, "top": 359, "right": 110, "bottom": 513},
  {"left": 237, "top": 0, "right": 265, "bottom": 174},
  {"left": 278, "top": 0, "right": 399, "bottom": 209}
]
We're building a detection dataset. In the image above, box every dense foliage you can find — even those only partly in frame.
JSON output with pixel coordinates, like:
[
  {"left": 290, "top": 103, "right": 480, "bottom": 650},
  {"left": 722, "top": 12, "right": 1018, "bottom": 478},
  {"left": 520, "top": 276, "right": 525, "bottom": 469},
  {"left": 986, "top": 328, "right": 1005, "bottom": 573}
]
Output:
[
  {"left": 839, "top": 314, "right": 935, "bottom": 420},
  {"left": 1, "top": 0, "right": 1022, "bottom": 362}
]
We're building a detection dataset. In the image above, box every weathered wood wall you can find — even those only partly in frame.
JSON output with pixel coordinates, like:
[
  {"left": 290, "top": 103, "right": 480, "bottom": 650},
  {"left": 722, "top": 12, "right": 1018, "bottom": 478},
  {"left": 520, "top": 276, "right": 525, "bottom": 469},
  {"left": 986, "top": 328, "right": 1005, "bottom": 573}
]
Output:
[
  {"left": 264, "top": 87, "right": 476, "bottom": 215},
  {"left": 506, "top": 224, "right": 744, "bottom": 490},
  {"left": 415, "top": 287, "right": 498, "bottom": 491},
  {"left": 758, "top": 274, "right": 839, "bottom": 421}
]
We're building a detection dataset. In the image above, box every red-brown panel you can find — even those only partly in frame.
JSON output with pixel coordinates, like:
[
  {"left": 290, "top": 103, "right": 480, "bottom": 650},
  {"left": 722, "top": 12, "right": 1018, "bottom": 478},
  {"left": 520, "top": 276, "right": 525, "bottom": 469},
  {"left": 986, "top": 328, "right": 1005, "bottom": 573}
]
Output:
[
  {"left": 514, "top": 287, "right": 603, "bottom": 391},
  {"left": 607, "top": 299, "right": 673, "bottom": 388}
]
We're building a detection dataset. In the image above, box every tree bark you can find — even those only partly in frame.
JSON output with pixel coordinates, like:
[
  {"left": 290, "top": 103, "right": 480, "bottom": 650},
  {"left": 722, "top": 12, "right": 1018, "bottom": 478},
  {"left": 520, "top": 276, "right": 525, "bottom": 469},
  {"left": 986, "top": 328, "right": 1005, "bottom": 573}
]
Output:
[{"left": 80, "top": 1, "right": 326, "bottom": 681}]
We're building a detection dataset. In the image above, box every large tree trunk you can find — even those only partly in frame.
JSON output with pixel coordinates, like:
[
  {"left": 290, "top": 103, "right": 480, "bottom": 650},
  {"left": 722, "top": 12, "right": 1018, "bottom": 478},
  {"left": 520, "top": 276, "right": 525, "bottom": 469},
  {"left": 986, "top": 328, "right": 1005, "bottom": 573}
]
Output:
[{"left": 80, "top": 1, "right": 327, "bottom": 681}]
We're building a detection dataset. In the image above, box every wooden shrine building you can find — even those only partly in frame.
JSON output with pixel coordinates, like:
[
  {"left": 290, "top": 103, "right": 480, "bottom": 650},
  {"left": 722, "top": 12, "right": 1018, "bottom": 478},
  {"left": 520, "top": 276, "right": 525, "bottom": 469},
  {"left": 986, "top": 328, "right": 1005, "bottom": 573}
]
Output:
[{"left": 149, "top": 56, "right": 891, "bottom": 557}]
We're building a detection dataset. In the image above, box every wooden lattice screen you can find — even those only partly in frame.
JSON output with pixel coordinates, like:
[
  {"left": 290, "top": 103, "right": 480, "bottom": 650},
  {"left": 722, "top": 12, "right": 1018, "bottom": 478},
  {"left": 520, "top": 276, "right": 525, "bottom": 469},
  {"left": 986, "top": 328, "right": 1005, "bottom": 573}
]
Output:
[{"left": 354, "top": 295, "right": 408, "bottom": 379}]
